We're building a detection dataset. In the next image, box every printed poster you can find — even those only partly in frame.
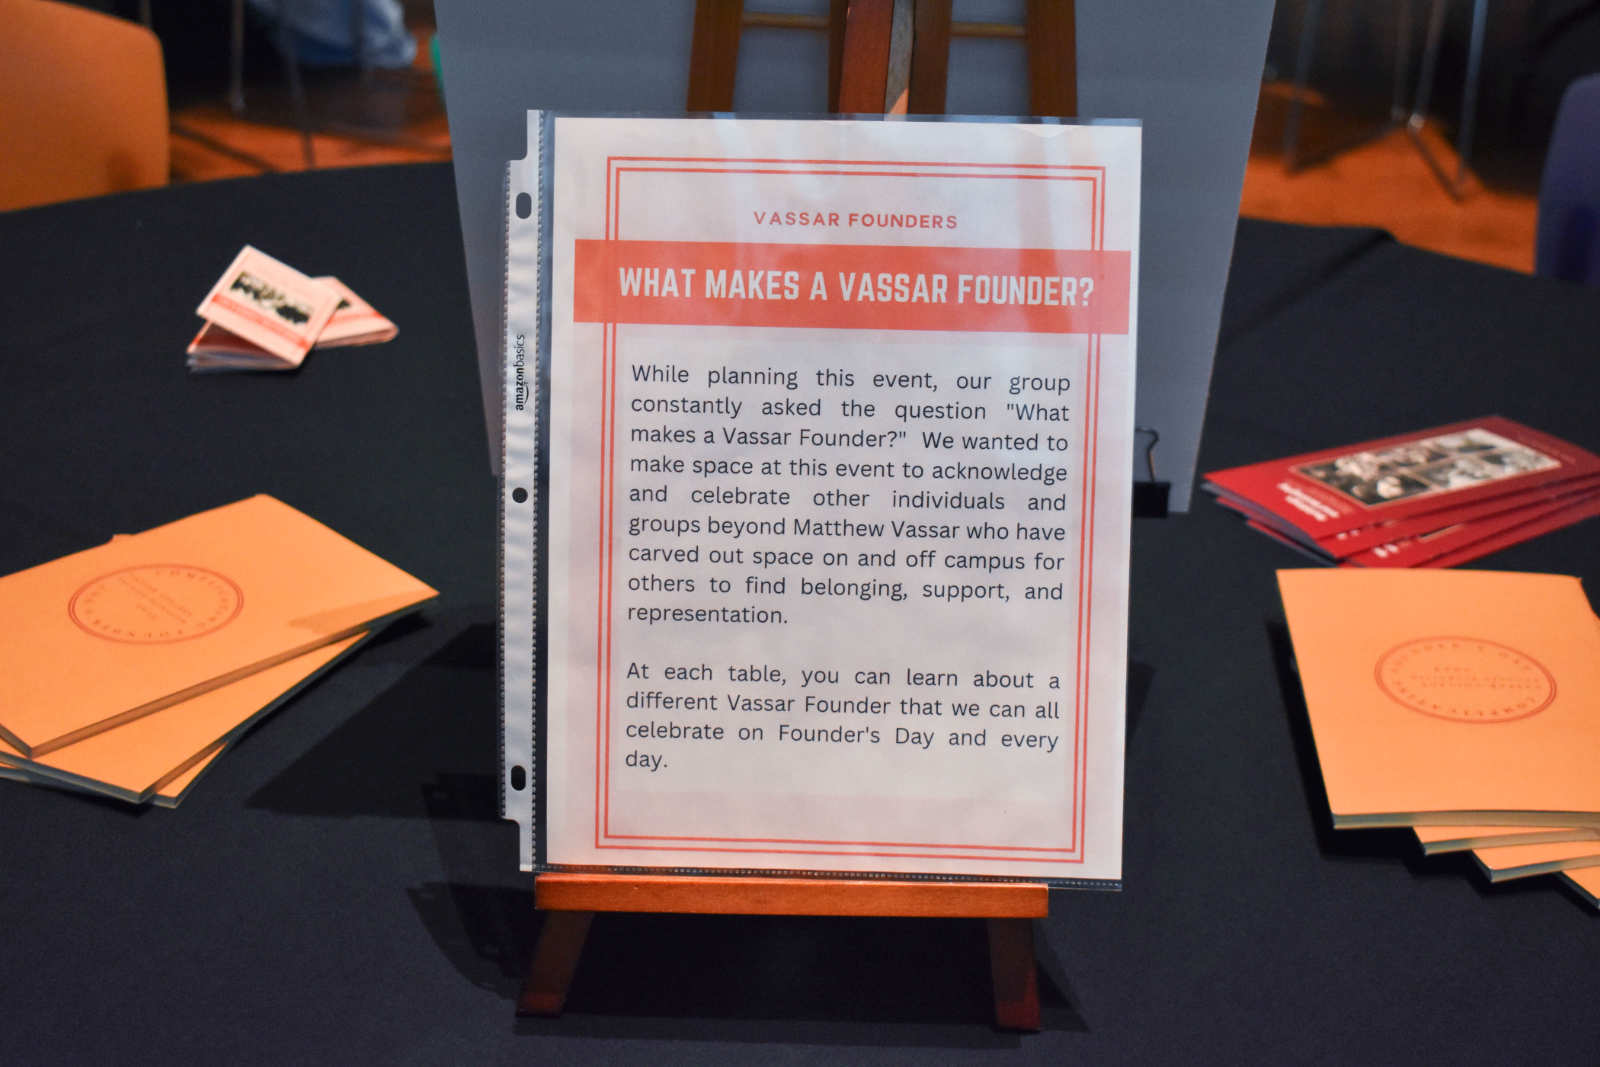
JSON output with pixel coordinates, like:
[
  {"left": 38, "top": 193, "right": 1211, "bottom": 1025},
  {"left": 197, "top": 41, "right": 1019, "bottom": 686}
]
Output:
[{"left": 506, "top": 115, "right": 1139, "bottom": 881}]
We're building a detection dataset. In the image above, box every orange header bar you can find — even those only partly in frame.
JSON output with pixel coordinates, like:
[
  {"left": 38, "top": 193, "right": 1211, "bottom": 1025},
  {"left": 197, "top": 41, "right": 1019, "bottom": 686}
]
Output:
[{"left": 573, "top": 240, "right": 1129, "bottom": 334}]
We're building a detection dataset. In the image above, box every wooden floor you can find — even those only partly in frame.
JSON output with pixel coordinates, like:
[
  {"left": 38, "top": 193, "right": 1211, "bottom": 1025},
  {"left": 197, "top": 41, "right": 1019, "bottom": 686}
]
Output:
[
  {"left": 168, "top": 50, "right": 1540, "bottom": 276},
  {"left": 1241, "top": 85, "right": 1538, "bottom": 273},
  {"left": 169, "top": 64, "right": 451, "bottom": 183}
]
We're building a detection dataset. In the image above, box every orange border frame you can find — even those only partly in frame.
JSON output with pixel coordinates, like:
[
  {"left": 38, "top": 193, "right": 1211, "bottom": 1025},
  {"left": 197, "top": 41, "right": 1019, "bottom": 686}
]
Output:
[{"left": 583, "top": 154, "right": 1112, "bottom": 865}]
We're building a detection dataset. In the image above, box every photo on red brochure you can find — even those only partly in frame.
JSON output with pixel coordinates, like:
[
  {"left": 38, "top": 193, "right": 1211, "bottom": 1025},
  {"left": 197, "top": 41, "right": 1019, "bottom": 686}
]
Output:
[{"left": 1292, "top": 427, "right": 1559, "bottom": 508}]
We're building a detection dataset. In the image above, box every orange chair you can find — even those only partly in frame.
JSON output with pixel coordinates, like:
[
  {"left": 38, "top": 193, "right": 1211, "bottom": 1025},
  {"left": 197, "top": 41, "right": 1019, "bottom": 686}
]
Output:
[{"left": 0, "top": 0, "right": 169, "bottom": 211}]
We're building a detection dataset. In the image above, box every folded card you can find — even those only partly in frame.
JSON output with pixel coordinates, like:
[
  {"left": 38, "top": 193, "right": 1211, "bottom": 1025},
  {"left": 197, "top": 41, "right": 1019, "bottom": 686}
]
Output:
[
  {"left": 188, "top": 275, "right": 397, "bottom": 371},
  {"left": 195, "top": 246, "right": 342, "bottom": 367}
]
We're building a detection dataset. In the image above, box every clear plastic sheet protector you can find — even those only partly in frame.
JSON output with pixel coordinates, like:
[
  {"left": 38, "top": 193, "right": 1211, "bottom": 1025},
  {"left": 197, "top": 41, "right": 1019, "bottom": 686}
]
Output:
[{"left": 503, "top": 113, "right": 1138, "bottom": 887}]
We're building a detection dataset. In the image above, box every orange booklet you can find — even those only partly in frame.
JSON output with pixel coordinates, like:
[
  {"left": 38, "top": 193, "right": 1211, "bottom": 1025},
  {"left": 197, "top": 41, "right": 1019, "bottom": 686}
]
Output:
[
  {"left": 1564, "top": 866, "right": 1600, "bottom": 908},
  {"left": 6, "top": 737, "right": 225, "bottom": 807},
  {"left": 0, "top": 633, "right": 366, "bottom": 803},
  {"left": 1278, "top": 569, "right": 1600, "bottom": 828},
  {"left": 149, "top": 742, "right": 223, "bottom": 806},
  {"left": 1413, "top": 824, "right": 1600, "bottom": 854},
  {"left": 1, "top": 738, "right": 221, "bottom": 806},
  {"left": 0, "top": 496, "right": 435, "bottom": 756},
  {"left": 1471, "top": 840, "right": 1600, "bottom": 883}
]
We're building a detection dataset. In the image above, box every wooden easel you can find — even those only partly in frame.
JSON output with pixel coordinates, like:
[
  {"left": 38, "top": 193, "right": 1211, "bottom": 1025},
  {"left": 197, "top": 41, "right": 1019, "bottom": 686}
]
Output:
[
  {"left": 686, "top": 0, "right": 1076, "bottom": 117},
  {"left": 519, "top": 1, "right": 1079, "bottom": 1031},
  {"left": 519, "top": 873, "right": 1050, "bottom": 1029}
]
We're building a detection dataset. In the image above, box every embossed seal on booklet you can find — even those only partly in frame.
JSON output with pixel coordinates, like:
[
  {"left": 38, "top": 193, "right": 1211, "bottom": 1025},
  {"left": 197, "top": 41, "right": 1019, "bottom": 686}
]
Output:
[{"left": 1277, "top": 568, "right": 1600, "bottom": 829}]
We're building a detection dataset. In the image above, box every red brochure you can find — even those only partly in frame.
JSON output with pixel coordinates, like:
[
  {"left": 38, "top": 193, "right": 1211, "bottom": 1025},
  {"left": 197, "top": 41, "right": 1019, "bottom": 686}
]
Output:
[
  {"left": 1345, "top": 485, "right": 1600, "bottom": 568},
  {"left": 1315, "top": 471, "right": 1600, "bottom": 556},
  {"left": 1205, "top": 417, "right": 1600, "bottom": 541},
  {"left": 1423, "top": 493, "right": 1600, "bottom": 569},
  {"left": 1243, "top": 517, "right": 1331, "bottom": 563}
]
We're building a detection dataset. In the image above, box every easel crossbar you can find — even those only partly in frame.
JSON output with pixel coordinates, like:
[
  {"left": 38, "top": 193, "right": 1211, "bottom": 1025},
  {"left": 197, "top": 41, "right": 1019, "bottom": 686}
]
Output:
[{"left": 534, "top": 873, "right": 1049, "bottom": 918}]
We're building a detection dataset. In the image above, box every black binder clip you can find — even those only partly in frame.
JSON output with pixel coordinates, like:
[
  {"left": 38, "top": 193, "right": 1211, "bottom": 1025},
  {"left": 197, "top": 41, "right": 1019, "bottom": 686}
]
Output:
[{"left": 1133, "top": 426, "right": 1170, "bottom": 518}]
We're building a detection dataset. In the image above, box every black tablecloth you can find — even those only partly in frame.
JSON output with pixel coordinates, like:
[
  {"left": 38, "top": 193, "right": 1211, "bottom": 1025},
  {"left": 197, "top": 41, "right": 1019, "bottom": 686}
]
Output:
[{"left": 1, "top": 164, "right": 1594, "bottom": 1063}]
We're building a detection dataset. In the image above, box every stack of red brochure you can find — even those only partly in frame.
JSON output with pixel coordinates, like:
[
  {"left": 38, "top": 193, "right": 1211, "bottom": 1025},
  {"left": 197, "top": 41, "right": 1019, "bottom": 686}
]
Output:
[{"left": 1203, "top": 417, "right": 1600, "bottom": 567}]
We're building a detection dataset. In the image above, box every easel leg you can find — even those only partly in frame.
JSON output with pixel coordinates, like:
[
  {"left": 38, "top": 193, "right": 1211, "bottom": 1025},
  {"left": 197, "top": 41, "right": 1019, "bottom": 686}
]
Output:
[
  {"left": 516, "top": 910, "right": 594, "bottom": 1017},
  {"left": 986, "top": 917, "right": 1040, "bottom": 1031}
]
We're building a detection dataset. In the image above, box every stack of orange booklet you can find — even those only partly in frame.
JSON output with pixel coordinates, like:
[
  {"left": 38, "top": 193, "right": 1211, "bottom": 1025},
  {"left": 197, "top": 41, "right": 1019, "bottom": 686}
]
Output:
[
  {"left": 1278, "top": 568, "right": 1600, "bottom": 908},
  {"left": 0, "top": 497, "right": 436, "bottom": 806}
]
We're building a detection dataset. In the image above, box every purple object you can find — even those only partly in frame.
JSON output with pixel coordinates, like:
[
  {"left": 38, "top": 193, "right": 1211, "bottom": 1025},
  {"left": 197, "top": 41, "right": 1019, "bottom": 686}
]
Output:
[{"left": 1536, "top": 73, "right": 1600, "bottom": 285}]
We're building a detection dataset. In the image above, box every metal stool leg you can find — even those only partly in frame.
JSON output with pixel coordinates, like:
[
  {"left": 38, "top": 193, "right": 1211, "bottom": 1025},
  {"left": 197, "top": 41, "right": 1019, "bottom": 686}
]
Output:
[
  {"left": 1454, "top": 0, "right": 1488, "bottom": 190},
  {"left": 1282, "top": 0, "right": 1323, "bottom": 171},
  {"left": 1405, "top": 0, "right": 1485, "bottom": 198},
  {"left": 229, "top": 0, "right": 246, "bottom": 113},
  {"left": 272, "top": 4, "right": 317, "bottom": 168},
  {"left": 1284, "top": 0, "right": 1415, "bottom": 173}
]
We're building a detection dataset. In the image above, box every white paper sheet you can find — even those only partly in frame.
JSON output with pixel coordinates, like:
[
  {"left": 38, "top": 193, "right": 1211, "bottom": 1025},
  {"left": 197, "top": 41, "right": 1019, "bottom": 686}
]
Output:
[{"left": 507, "top": 114, "right": 1138, "bottom": 882}]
